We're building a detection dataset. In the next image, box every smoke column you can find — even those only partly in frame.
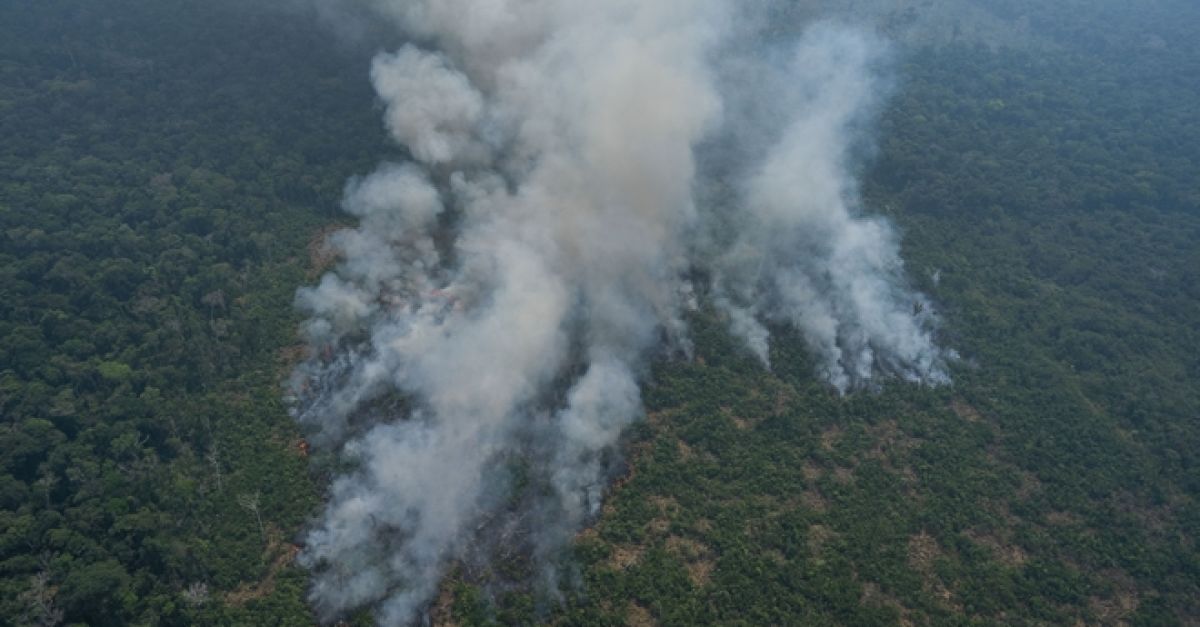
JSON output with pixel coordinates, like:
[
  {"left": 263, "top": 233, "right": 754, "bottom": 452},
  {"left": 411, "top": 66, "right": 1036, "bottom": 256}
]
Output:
[
  {"left": 289, "top": 1, "right": 949, "bottom": 623},
  {"left": 706, "top": 25, "right": 949, "bottom": 392}
]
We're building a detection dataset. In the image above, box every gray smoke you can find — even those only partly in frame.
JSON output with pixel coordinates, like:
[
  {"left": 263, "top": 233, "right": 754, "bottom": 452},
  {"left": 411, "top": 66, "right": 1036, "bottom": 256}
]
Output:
[
  {"left": 707, "top": 25, "right": 949, "bottom": 392},
  {"left": 289, "top": 1, "right": 948, "bottom": 624}
]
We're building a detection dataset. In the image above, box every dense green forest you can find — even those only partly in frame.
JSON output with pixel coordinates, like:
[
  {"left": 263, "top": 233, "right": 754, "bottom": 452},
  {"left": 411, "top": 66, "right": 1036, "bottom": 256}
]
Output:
[
  {"left": 2, "top": 0, "right": 1199, "bottom": 625},
  {"left": 0, "top": 1, "right": 383, "bottom": 624}
]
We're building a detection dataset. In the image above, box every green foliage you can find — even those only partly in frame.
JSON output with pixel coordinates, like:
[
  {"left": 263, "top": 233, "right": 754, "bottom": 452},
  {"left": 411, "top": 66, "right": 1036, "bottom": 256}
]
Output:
[
  {"left": 0, "top": 1, "right": 386, "bottom": 624},
  {"left": 3, "top": 0, "right": 1198, "bottom": 625}
]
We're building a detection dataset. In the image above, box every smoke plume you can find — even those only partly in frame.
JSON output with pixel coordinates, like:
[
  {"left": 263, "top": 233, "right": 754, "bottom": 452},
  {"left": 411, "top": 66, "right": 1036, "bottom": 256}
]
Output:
[
  {"left": 289, "top": 1, "right": 949, "bottom": 623},
  {"left": 706, "top": 25, "right": 948, "bottom": 391}
]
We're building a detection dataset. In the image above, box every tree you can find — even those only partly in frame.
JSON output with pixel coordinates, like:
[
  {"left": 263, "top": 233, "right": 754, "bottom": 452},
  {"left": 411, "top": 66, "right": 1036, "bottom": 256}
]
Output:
[
  {"left": 238, "top": 491, "right": 266, "bottom": 544},
  {"left": 19, "top": 570, "right": 63, "bottom": 627}
]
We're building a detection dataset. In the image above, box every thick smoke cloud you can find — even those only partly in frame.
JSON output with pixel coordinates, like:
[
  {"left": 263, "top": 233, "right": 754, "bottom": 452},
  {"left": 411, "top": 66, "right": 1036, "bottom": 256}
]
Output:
[
  {"left": 289, "top": 1, "right": 949, "bottom": 623},
  {"left": 371, "top": 47, "right": 486, "bottom": 165},
  {"left": 707, "top": 26, "right": 948, "bottom": 391}
]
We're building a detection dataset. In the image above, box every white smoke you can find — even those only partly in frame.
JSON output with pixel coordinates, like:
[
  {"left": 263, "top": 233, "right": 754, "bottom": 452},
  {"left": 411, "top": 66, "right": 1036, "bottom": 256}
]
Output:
[
  {"left": 289, "top": 1, "right": 949, "bottom": 624},
  {"left": 707, "top": 25, "right": 949, "bottom": 392},
  {"left": 371, "top": 47, "right": 486, "bottom": 165}
]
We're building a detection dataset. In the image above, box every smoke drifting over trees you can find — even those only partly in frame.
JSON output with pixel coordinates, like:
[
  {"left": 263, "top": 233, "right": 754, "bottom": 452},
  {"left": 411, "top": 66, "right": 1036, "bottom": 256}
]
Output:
[
  {"left": 707, "top": 27, "right": 948, "bottom": 391},
  {"left": 289, "top": 0, "right": 949, "bottom": 623}
]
